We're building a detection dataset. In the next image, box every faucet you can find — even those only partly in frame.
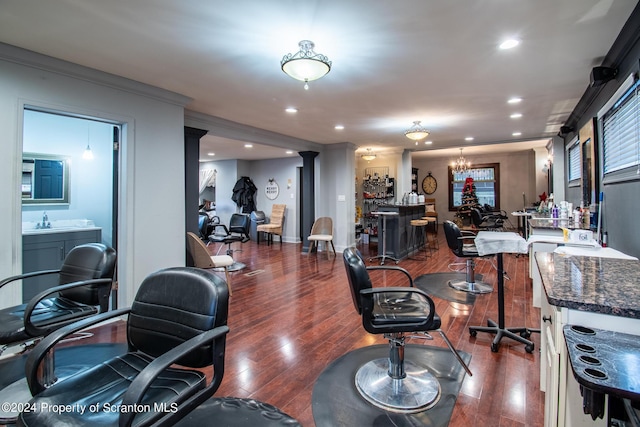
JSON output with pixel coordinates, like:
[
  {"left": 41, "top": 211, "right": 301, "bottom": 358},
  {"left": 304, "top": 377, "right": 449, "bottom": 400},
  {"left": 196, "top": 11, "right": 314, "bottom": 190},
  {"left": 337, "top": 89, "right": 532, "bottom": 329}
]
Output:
[{"left": 42, "top": 211, "right": 50, "bottom": 228}]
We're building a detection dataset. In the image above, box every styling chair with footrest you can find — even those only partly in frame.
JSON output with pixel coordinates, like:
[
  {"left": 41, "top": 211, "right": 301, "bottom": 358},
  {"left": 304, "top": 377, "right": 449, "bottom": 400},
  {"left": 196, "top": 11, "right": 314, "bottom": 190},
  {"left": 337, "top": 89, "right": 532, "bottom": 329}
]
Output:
[
  {"left": 342, "top": 247, "right": 472, "bottom": 413},
  {"left": 208, "top": 213, "right": 250, "bottom": 271},
  {"left": 443, "top": 220, "right": 493, "bottom": 294}
]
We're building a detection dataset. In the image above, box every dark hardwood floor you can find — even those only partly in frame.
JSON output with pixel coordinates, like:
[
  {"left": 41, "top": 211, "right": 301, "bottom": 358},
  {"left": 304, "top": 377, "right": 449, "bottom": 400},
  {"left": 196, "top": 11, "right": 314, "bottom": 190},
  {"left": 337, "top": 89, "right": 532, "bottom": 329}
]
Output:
[{"left": 51, "top": 227, "right": 544, "bottom": 427}]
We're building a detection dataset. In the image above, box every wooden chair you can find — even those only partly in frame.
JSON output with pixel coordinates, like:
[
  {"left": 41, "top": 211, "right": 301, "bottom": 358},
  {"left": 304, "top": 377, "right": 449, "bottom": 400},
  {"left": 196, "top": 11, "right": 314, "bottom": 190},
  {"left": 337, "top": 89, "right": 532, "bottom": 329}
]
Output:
[
  {"left": 256, "top": 204, "right": 286, "bottom": 245},
  {"left": 307, "top": 217, "right": 336, "bottom": 258},
  {"left": 186, "top": 232, "right": 234, "bottom": 295}
]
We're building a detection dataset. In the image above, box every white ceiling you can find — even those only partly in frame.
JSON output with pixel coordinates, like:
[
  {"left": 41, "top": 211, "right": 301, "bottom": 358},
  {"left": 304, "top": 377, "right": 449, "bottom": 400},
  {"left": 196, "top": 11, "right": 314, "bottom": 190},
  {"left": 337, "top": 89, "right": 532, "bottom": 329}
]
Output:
[{"left": 1, "top": 0, "right": 636, "bottom": 161}]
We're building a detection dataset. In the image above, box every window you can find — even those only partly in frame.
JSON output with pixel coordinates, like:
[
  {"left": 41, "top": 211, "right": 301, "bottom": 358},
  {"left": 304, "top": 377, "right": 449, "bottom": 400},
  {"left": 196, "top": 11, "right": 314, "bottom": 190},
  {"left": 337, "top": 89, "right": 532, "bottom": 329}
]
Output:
[
  {"left": 567, "top": 138, "right": 581, "bottom": 185},
  {"left": 448, "top": 163, "right": 500, "bottom": 211},
  {"left": 599, "top": 75, "right": 640, "bottom": 183}
]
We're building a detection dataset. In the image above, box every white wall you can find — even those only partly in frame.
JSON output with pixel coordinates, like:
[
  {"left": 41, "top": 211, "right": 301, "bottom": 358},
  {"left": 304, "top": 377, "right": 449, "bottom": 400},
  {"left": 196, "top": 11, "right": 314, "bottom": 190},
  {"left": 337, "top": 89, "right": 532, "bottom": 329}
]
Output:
[
  {"left": 0, "top": 44, "right": 190, "bottom": 308},
  {"left": 22, "top": 110, "right": 114, "bottom": 246},
  {"left": 201, "top": 157, "right": 303, "bottom": 242}
]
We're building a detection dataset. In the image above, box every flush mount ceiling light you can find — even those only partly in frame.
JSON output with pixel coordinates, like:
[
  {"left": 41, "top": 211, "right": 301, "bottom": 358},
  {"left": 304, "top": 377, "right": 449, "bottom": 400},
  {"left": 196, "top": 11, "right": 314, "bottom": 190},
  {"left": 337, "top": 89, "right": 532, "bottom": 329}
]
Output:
[
  {"left": 451, "top": 148, "right": 471, "bottom": 175},
  {"left": 281, "top": 40, "right": 331, "bottom": 90},
  {"left": 361, "top": 148, "right": 377, "bottom": 162},
  {"left": 499, "top": 38, "right": 520, "bottom": 50},
  {"left": 404, "top": 121, "right": 430, "bottom": 141}
]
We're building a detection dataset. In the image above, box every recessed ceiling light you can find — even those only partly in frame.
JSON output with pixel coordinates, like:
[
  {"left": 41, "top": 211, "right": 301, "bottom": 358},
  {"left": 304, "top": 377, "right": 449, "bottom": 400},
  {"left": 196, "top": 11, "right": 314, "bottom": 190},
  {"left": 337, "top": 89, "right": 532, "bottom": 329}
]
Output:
[
  {"left": 510, "top": 113, "right": 523, "bottom": 119},
  {"left": 285, "top": 107, "right": 298, "bottom": 113},
  {"left": 334, "top": 125, "right": 344, "bottom": 130},
  {"left": 508, "top": 97, "right": 522, "bottom": 104},
  {"left": 424, "top": 140, "right": 433, "bottom": 145},
  {"left": 512, "top": 132, "right": 522, "bottom": 136},
  {"left": 286, "top": 150, "right": 293, "bottom": 154},
  {"left": 499, "top": 39, "right": 520, "bottom": 50},
  {"left": 464, "top": 137, "right": 474, "bottom": 141},
  {"left": 244, "top": 144, "right": 253, "bottom": 148},
  {"left": 207, "top": 152, "right": 215, "bottom": 156}
]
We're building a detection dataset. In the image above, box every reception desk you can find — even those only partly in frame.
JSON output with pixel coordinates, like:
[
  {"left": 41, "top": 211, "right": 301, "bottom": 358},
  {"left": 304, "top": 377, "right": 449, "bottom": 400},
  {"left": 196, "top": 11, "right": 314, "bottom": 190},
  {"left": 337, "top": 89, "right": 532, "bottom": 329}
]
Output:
[{"left": 375, "top": 204, "right": 426, "bottom": 261}]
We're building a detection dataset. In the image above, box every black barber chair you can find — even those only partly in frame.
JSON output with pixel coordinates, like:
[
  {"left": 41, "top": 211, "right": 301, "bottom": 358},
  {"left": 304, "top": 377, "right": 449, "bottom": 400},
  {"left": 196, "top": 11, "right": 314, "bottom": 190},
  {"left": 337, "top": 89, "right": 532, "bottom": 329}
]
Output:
[
  {"left": 0, "top": 243, "right": 116, "bottom": 423},
  {"left": 443, "top": 220, "right": 493, "bottom": 294},
  {"left": 17, "top": 267, "right": 230, "bottom": 427},
  {"left": 343, "top": 247, "right": 472, "bottom": 413},
  {"left": 470, "top": 207, "right": 505, "bottom": 231},
  {"left": 0, "top": 243, "right": 116, "bottom": 356},
  {"left": 209, "top": 213, "right": 250, "bottom": 271}
]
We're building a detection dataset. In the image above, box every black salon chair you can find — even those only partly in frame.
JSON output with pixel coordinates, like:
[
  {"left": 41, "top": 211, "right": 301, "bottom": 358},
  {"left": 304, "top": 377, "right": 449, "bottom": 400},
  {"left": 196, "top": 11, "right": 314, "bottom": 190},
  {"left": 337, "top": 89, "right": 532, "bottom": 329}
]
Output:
[
  {"left": 17, "top": 267, "right": 230, "bottom": 427},
  {"left": 0, "top": 243, "right": 117, "bottom": 356},
  {"left": 198, "top": 213, "right": 221, "bottom": 240},
  {"left": 343, "top": 247, "right": 471, "bottom": 413},
  {"left": 209, "top": 213, "right": 250, "bottom": 271},
  {"left": 470, "top": 207, "right": 504, "bottom": 231},
  {"left": 0, "top": 243, "right": 116, "bottom": 423},
  {"left": 443, "top": 220, "right": 493, "bottom": 294}
]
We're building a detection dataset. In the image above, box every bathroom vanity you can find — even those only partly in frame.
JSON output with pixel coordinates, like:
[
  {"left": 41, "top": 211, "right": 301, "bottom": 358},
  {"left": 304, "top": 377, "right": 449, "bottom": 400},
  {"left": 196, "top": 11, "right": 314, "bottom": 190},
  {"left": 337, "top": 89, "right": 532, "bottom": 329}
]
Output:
[{"left": 22, "top": 224, "right": 102, "bottom": 302}]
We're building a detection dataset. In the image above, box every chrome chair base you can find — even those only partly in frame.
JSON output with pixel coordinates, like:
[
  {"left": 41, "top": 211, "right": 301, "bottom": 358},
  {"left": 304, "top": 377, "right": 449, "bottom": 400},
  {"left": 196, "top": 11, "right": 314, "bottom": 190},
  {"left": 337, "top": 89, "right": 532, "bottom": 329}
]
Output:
[
  {"left": 214, "top": 261, "right": 245, "bottom": 272},
  {"left": 354, "top": 358, "right": 441, "bottom": 413},
  {"left": 448, "top": 279, "right": 493, "bottom": 294}
]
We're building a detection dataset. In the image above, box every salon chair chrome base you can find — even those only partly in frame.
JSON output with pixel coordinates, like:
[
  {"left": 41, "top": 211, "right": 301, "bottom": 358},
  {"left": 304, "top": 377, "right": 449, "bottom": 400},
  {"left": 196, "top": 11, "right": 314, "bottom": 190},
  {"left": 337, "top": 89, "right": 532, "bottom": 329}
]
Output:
[
  {"left": 355, "top": 358, "right": 440, "bottom": 413},
  {"left": 448, "top": 259, "right": 493, "bottom": 294},
  {"left": 354, "top": 334, "right": 441, "bottom": 413}
]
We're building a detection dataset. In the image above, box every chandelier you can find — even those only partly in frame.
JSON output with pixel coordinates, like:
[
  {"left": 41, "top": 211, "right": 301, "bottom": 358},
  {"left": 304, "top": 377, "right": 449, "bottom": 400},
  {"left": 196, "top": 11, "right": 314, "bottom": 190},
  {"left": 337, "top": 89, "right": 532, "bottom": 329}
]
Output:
[
  {"left": 404, "top": 121, "right": 430, "bottom": 141},
  {"left": 451, "top": 148, "right": 471, "bottom": 174},
  {"left": 281, "top": 40, "right": 331, "bottom": 90},
  {"left": 361, "top": 148, "right": 377, "bottom": 161}
]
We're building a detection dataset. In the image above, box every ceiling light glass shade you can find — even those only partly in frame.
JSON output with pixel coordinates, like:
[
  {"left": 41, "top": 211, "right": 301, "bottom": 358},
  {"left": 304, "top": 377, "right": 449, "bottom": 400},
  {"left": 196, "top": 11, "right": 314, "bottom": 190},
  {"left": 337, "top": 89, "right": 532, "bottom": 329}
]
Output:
[
  {"left": 361, "top": 148, "right": 377, "bottom": 161},
  {"left": 281, "top": 40, "right": 331, "bottom": 89},
  {"left": 404, "top": 121, "right": 430, "bottom": 141},
  {"left": 451, "top": 148, "right": 470, "bottom": 174},
  {"left": 82, "top": 144, "right": 94, "bottom": 160}
]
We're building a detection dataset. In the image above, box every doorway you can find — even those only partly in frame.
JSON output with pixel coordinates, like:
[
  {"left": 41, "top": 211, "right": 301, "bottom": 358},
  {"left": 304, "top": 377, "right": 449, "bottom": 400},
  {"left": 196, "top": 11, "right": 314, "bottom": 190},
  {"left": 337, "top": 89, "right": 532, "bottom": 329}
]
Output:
[{"left": 21, "top": 108, "right": 120, "bottom": 304}]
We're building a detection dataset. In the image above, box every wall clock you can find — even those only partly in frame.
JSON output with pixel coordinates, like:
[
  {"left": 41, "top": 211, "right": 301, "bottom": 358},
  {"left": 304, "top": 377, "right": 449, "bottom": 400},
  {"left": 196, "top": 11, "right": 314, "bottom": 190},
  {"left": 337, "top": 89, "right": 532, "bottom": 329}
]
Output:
[{"left": 422, "top": 172, "right": 437, "bottom": 194}]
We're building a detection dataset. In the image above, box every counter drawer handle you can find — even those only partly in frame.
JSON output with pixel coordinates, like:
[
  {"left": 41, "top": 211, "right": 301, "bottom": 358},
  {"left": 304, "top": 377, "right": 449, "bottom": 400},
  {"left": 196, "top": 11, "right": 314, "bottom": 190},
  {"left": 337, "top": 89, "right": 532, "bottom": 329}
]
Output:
[{"left": 542, "top": 315, "right": 552, "bottom": 324}]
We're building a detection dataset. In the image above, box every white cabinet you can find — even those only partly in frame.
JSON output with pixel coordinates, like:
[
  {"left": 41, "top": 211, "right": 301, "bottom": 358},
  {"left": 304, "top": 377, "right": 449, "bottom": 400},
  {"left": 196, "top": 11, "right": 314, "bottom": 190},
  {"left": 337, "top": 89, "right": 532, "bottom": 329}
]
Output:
[{"left": 540, "top": 294, "right": 640, "bottom": 427}]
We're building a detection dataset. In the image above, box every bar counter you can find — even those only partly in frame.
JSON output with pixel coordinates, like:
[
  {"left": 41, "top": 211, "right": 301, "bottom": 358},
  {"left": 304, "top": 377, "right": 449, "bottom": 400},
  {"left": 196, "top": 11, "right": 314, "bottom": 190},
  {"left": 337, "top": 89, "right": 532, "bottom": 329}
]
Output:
[{"left": 375, "top": 204, "right": 426, "bottom": 260}]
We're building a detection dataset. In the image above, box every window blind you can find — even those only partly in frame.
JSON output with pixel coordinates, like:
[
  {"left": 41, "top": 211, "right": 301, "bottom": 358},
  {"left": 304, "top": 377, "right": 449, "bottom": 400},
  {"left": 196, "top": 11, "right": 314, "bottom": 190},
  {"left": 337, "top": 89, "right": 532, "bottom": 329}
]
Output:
[
  {"left": 602, "top": 79, "right": 640, "bottom": 175},
  {"left": 568, "top": 141, "right": 581, "bottom": 181}
]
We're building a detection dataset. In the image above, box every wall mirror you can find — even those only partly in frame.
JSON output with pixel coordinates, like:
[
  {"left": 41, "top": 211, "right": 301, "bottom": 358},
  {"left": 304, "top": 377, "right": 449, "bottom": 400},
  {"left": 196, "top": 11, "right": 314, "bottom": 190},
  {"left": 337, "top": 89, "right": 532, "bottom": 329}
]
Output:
[
  {"left": 22, "top": 152, "right": 70, "bottom": 205},
  {"left": 579, "top": 118, "right": 597, "bottom": 206}
]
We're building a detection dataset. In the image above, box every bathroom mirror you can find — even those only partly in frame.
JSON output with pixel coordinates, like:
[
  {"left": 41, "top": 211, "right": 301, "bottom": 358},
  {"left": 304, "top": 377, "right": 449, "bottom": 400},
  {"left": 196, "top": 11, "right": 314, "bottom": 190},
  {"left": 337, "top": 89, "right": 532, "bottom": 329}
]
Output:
[{"left": 22, "top": 152, "right": 70, "bottom": 205}]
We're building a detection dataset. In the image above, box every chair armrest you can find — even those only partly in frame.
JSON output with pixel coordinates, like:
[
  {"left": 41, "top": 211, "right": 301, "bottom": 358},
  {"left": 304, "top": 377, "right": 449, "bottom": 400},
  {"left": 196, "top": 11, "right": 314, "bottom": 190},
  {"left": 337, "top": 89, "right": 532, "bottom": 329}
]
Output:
[
  {"left": 119, "top": 325, "right": 230, "bottom": 427},
  {"left": 0, "top": 269, "right": 60, "bottom": 290},
  {"left": 365, "top": 266, "right": 414, "bottom": 287},
  {"left": 23, "top": 278, "right": 114, "bottom": 337},
  {"left": 25, "top": 307, "right": 131, "bottom": 395},
  {"left": 211, "top": 224, "right": 230, "bottom": 236}
]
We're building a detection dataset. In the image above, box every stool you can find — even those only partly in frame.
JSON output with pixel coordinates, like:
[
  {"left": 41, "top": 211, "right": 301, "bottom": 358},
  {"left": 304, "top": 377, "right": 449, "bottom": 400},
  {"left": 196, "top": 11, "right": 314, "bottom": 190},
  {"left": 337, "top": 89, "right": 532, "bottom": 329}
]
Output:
[
  {"left": 408, "top": 219, "right": 430, "bottom": 260},
  {"left": 422, "top": 216, "right": 439, "bottom": 251},
  {"left": 369, "top": 211, "right": 400, "bottom": 265}
]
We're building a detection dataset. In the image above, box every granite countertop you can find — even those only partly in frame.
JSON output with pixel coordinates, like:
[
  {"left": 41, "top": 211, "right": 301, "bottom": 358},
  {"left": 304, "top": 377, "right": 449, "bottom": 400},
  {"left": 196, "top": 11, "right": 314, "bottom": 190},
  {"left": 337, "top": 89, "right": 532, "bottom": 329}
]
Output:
[
  {"left": 536, "top": 252, "right": 640, "bottom": 319},
  {"left": 564, "top": 324, "right": 640, "bottom": 401}
]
